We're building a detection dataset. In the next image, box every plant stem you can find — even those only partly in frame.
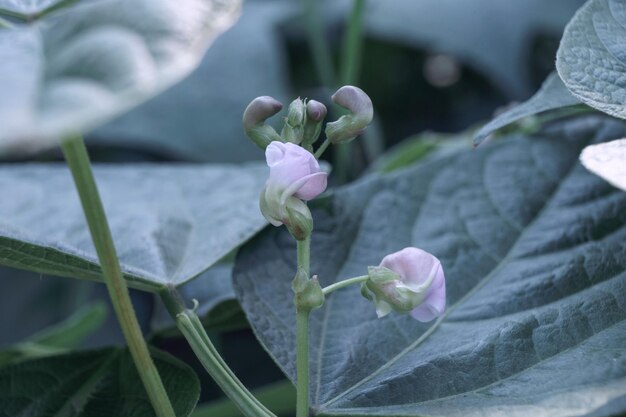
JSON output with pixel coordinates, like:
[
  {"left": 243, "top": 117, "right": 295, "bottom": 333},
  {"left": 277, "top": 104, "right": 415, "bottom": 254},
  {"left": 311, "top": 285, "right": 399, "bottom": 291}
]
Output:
[
  {"left": 160, "top": 289, "right": 276, "bottom": 417},
  {"left": 295, "top": 237, "right": 312, "bottom": 417},
  {"left": 322, "top": 275, "right": 369, "bottom": 295},
  {"left": 302, "top": 0, "right": 336, "bottom": 88},
  {"left": 314, "top": 137, "right": 332, "bottom": 159},
  {"left": 61, "top": 136, "right": 175, "bottom": 417},
  {"left": 340, "top": 0, "right": 365, "bottom": 86}
]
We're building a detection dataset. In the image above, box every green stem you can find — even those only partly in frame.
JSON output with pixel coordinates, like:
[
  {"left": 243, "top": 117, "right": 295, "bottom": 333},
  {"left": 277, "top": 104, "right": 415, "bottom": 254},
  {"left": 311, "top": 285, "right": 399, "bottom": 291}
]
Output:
[
  {"left": 314, "top": 137, "right": 332, "bottom": 159},
  {"left": 161, "top": 289, "right": 275, "bottom": 417},
  {"left": 340, "top": 0, "right": 365, "bottom": 85},
  {"left": 322, "top": 275, "right": 369, "bottom": 296},
  {"left": 61, "top": 136, "right": 175, "bottom": 417},
  {"left": 295, "top": 237, "right": 311, "bottom": 417},
  {"left": 302, "top": 0, "right": 336, "bottom": 88}
]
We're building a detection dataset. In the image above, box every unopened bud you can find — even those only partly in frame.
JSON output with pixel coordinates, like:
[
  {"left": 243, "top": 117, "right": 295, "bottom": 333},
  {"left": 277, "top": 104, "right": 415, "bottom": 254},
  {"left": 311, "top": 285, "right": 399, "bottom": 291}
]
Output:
[
  {"left": 325, "top": 86, "right": 373, "bottom": 144},
  {"left": 243, "top": 96, "right": 283, "bottom": 149},
  {"left": 302, "top": 100, "right": 327, "bottom": 150},
  {"left": 281, "top": 98, "right": 306, "bottom": 144},
  {"left": 284, "top": 197, "right": 313, "bottom": 241},
  {"left": 294, "top": 275, "right": 324, "bottom": 311}
]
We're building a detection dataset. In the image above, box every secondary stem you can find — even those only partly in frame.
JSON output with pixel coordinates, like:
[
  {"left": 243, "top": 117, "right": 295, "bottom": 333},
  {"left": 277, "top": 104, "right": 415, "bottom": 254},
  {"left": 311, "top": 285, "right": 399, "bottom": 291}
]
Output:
[
  {"left": 160, "top": 289, "right": 276, "bottom": 417},
  {"left": 322, "top": 275, "right": 368, "bottom": 296},
  {"left": 314, "top": 138, "right": 331, "bottom": 159},
  {"left": 295, "top": 237, "right": 312, "bottom": 417},
  {"left": 61, "top": 136, "right": 175, "bottom": 417}
]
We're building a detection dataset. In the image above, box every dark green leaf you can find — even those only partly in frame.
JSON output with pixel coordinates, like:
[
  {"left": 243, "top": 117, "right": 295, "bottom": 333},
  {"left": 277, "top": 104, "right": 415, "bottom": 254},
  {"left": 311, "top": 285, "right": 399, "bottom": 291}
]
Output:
[
  {"left": 234, "top": 115, "right": 626, "bottom": 416},
  {"left": 0, "top": 0, "right": 240, "bottom": 154},
  {"left": 0, "top": 347, "right": 200, "bottom": 417},
  {"left": 557, "top": 0, "right": 626, "bottom": 120},
  {"left": 474, "top": 73, "right": 585, "bottom": 146},
  {"left": 0, "top": 163, "right": 268, "bottom": 292}
]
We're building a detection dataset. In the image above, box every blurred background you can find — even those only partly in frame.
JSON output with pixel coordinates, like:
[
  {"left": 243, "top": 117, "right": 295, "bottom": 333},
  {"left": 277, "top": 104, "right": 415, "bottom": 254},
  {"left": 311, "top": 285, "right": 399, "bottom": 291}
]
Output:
[{"left": 0, "top": 0, "right": 587, "bottom": 414}]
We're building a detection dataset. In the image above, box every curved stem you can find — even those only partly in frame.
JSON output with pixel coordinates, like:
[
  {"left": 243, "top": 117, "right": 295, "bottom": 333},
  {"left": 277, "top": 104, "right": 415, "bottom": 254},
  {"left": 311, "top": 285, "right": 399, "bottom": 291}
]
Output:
[
  {"left": 295, "top": 237, "right": 311, "bottom": 417},
  {"left": 314, "top": 137, "right": 332, "bottom": 159},
  {"left": 61, "top": 136, "right": 175, "bottom": 417},
  {"left": 160, "top": 289, "right": 276, "bottom": 417},
  {"left": 322, "top": 275, "right": 368, "bottom": 296}
]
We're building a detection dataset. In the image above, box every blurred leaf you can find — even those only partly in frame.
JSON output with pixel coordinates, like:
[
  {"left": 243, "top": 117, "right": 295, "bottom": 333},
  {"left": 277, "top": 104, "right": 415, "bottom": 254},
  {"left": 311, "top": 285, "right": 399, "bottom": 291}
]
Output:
[
  {"left": 0, "top": 347, "right": 200, "bottom": 417},
  {"left": 0, "top": 302, "right": 107, "bottom": 368},
  {"left": 360, "top": 0, "right": 586, "bottom": 98},
  {"left": 580, "top": 138, "right": 626, "bottom": 191},
  {"left": 474, "top": 73, "right": 586, "bottom": 145},
  {"left": 0, "top": 0, "right": 241, "bottom": 155},
  {"left": 371, "top": 131, "right": 470, "bottom": 173},
  {"left": 234, "top": 115, "right": 626, "bottom": 416},
  {"left": 0, "top": 163, "right": 268, "bottom": 292},
  {"left": 91, "top": 0, "right": 297, "bottom": 162},
  {"left": 557, "top": 0, "right": 626, "bottom": 120}
]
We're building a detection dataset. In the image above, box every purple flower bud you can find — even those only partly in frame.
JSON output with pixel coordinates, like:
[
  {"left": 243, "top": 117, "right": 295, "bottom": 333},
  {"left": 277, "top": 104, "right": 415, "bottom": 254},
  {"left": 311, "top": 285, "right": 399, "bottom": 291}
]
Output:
[
  {"left": 362, "top": 247, "right": 446, "bottom": 322},
  {"left": 325, "top": 86, "right": 373, "bottom": 144},
  {"left": 306, "top": 100, "right": 327, "bottom": 122},
  {"left": 243, "top": 96, "right": 283, "bottom": 149},
  {"left": 302, "top": 100, "right": 328, "bottom": 150},
  {"left": 259, "top": 141, "right": 328, "bottom": 239}
]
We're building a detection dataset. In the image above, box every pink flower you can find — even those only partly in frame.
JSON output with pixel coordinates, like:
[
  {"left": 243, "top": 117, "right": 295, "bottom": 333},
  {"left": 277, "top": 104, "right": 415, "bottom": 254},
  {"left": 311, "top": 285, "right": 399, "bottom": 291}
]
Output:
[
  {"left": 362, "top": 247, "right": 446, "bottom": 322},
  {"left": 260, "top": 141, "right": 327, "bottom": 237}
]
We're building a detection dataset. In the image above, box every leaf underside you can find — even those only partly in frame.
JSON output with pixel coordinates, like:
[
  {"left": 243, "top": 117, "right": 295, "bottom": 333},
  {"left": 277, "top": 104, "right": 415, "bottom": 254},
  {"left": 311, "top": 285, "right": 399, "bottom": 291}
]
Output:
[
  {"left": 0, "top": 347, "right": 200, "bottom": 417},
  {"left": 234, "top": 116, "right": 626, "bottom": 417},
  {"left": 0, "top": 163, "right": 268, "bottom": 292}
]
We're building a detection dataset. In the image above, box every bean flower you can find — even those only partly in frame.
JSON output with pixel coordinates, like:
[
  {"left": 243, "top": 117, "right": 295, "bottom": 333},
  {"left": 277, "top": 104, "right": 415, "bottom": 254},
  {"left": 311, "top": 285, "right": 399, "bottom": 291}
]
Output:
[
  {"left": 362, "top": 247, "right": 446, "bottom": 322},
  {"left": 260, "top": 141, "right": 328, "bottom": 240}
]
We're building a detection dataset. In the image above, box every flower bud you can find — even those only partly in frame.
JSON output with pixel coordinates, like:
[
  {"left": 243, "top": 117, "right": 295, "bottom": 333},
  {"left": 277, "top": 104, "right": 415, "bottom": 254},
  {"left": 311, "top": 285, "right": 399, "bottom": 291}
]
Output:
[
  {"left": 325, "top": 85, "right": 373, "bottom": 144},
  {"left": 302, "top": 100, "right": 328, "bottom": 150},
  {"left": 243, "top": 96, "right": 283, "bottom": 149},
  {"left": 294, "top": 275, "right": 325, "bottom": 311},
  {"left": 259, "top": 142, "right": 327, "bottom": 239},
  {"left": 361, "top": 247, "right": 446, "bottom": 322},
  {"left": 281, "top": 98, "right": 306, "bottom": 144}
]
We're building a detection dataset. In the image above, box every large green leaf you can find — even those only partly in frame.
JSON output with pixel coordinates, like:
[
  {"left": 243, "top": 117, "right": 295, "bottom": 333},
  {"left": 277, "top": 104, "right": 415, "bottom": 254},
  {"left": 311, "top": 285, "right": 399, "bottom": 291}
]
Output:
[
  {"left": 233, "top": 116, "right": 626, "bottom": 416},
  {"left": 0, "top": 0, "right": 240, "bottom": 155},
  {"left": 557, "top": 0, "right": 626, "bottom": 120},
  {"left": 474, "top": 73, "right": 586, "bottom": 146},
  {"left": 0, "top": 347, "right": 200, "bottom": 417},
  {"left": 0, "top": 163, "right": 267, "bottom": 292}
]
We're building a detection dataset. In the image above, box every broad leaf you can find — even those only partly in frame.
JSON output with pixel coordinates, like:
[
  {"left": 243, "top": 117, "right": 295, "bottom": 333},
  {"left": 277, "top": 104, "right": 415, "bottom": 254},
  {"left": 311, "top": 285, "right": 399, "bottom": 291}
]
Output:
[
  {"left": 0, "top": 163, "right": 268, "bottom": 292},
  {"left": 234, "top": 116, "right": 626, "bottom": 416},
  {"left": 474, "top": 73, "right": 585, "bottom": 146},
  {"left": 92, "top": 0, "right": 296, "bottom": 163},
  {"left": 557, "top": 0, "right": 626, "bottom": 120},
  {"left": 580, "top": 138, "right": 626, "bottom": 191},
  {"left": 0, "top": 0, "right": 240, "bottom": 154},
  {"left": 0, "top": 347, "right": 200, "bottom": 417}
]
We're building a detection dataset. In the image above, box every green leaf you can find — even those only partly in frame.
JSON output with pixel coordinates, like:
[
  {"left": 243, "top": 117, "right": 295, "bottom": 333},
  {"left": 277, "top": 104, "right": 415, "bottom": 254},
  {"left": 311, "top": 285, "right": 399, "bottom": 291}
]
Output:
[
  {"left": 91, "top": 0, "right": 296, "bottom": 163},
  {"left": 474, "top": 73, "right": 586, "bottom": 146},
  {"left": 0, "top": 347, "right": 200, "bottom": 417},
  {"left": 0, "top": 0, "right": 241, "bottom": 154},
  {"left": 0, "top": 163, "right": 268, "bottom": 292},
  {"left": 233, "top": 115, "right": 626, "bottom": 416},
  {"left": 580, "top": 138, "right": 626, "bottom": 191},
  {"left": 557, "top": 0, "right": 626, "bottom": 121},
  {"left": 0, "top": 302, "right": 107, "bottom": 368}
]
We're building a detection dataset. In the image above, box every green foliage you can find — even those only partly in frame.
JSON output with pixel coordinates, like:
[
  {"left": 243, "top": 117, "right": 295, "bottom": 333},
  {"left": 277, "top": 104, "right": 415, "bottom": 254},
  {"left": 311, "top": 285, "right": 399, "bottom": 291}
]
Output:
[
  {"left": 0, "top": 347, "right": 200, "bottom": 417},
  {"left": 233, "top": 116, "right": 626, "bottom": 416},
  {"left": 557, "top": 0, "right": 626, "bottom": 120},
  {"left": 0, "top": 0, "right": 240, "bottom": 154},
  {"left": 0, "top": 303, "right": 107, "bottom": 368},
  {"left": 0, "top": 163, "right": 268, "bottom": 292},
  {"left": 474, "top": 73, "right": 587, "bottom": 145}
]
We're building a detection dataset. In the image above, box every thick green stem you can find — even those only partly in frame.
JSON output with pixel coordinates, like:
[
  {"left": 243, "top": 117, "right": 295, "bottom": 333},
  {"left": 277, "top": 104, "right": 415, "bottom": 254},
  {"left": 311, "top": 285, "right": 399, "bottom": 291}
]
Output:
[
  {"left": 161, "top": 289, "right": 275, "bottom": 417},
  {"left": 61, "top": 136, "right": 175, "bottom": 417},
  {"left": 322, "top": 275, "right": 369, "bottom": 296},
  {"left": 295, "top": 237, "right": 312, "bottom": 417}
]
